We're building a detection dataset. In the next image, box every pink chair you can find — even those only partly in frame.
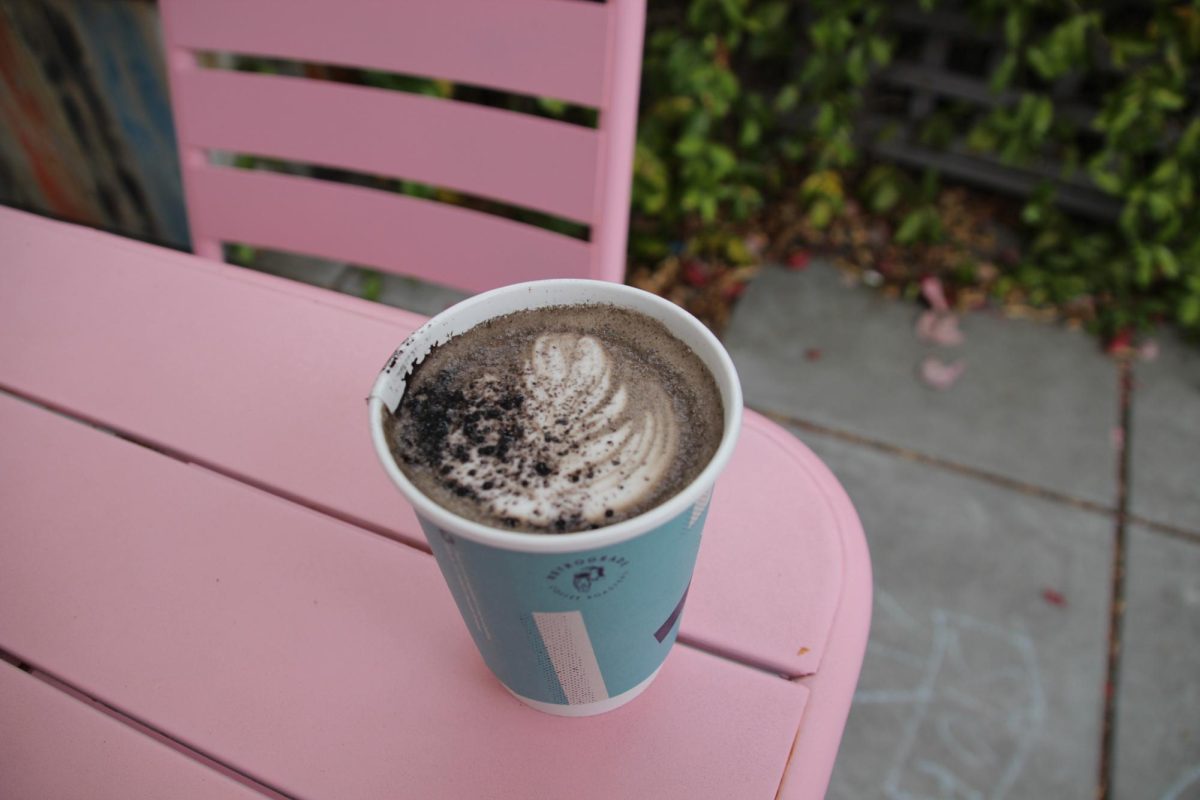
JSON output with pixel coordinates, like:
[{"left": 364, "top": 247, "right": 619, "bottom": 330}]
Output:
[{"left": 159, "top": 0, "right": 643, "bottom": 292}]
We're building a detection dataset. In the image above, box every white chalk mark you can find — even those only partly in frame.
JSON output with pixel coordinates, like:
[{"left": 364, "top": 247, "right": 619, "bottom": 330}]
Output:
[
  {"left": 1161, "top": 763, "right": 1200, "bottom": 800},
  {"left": 882, "top": 609, "right": 949, "bottom": 799},
  {"left": 877, "top": 587, "right": 921, "bottom": 631},
  {"left": 937, "top": 712, "right": 1000, "bottom": 770},
  {"left": 865, "top": 640, "right": 929, "bottom": 669},
  {"left": 917, "top": 758, "right": 985, "bottom": 800},
  {"left": 942, "top": 685, "right": 1006, "bottom": 716},
  {"left": 992, "top": 617, "right": 1044, "bottom": 800},
  {"left": 866, "top": 602, "right": 1046, "bottom": 800}
]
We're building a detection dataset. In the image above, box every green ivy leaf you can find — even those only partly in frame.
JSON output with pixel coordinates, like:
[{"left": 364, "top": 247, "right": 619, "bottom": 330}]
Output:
[
  {"left": 709, "top": 143, "right": 738, "bottom": 176},
  {"left": 966, "top": 123, "right": 997, "bottom": 152},
  {"left": 1179, "top": 172, "right": 1195, "bottom": 205},
  {"left": 1146, "top": 192, "right": 1173, "bottom": 221},
  {"left": 1151, "top": 159, "right": 1178, "bottom": 184},
  {"left": 868, "top": 36, "right": 892, "bottom": 67},
  {"left": 740, "top": 117, "right": 762, "bottom": 148},
  {"left": 895, "top": 211, "right": 925, "bottom": 245},
  {"left": 807, "top": 198, "right": 835, "bottom": 229},
  {"left": 990, "top": 53, "right": 1017, "bottom": 92},
  {"left": 759, "top": 1, "right": 790, "bottom": 29},
  {"left": 360, "top": 271, "right": 384, "bottom": 302},
  {"left": 1178, "top": 119, "right": 1200, "bottom": 156},
  {"left": 230, "top": 244, "right": 256, "bottom": 266},
  {"left": 869, "top": 180, "right": 900, "bottom": 213},
  {"left": 846, "top": 46, "right": 869, "bottom": 86},
  {"left": 815, "top": 102, "right": 838, "bottom": 136},
  {"left": 640, "top": 192, "right": 667, "bottom": 214},
  {"left": 1154, "top": 245, "right": 1180, "bottom": 278},
  {"left": 1134, "top": 244, "right": 1154, "bottom": 286},
  {"left": 676, "top": 135, "right": 705, "bottom": 158},
  {"left": 1032, "top": 96, "right": 1054, "bottom": 139},
  {"left": 1026, "top": 47, "right": 1055, "bottom": 80},
  {"left": 1004, "top": 9, "right": 1025, "bottom": 47},
  {"left": 537, "top": 97, "right": 568, "bottom": 117},
  {"left": 1090, "top": 169, "right": 1123, "bottom": 194},
  {"left": 774, "top": 84, "right": 800, "bottom": 113},
  {"left": 718, "top": 0, "right": 745, "bottom": 27},
  {"left": 1180, "top": 294, "right": 1200, "bottom": 327},
  {"left": 1150, "top": 88, "right": 1185, "bottom": 111},
  {"left": 1022, "top": 202, "right": 1043, "bottom": 226}
]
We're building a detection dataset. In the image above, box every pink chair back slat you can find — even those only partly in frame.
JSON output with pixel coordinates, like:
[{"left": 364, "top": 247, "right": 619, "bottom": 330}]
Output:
[
  {"left": 186, "top": 166, "right": 591, "bottom": 293},
  {"left": 160, "top": 0, "right": 644, "bottom": 286},
  {"left": 162, "top": 0, "right": 609, "bottom": 106},
  {"left": 590, "top": 1, "right": 646, "bottom": 286},
  {"left": 175, "top": 69, "right": 599, "bottom": 222}
]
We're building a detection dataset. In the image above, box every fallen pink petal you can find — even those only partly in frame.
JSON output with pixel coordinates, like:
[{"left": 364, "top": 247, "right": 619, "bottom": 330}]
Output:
[
  {"left": 787, "top": 251, "right": 811, "bottom": 270},
  {"left": 1042, "top": 589, "right": 1068, "bottom": 607},
  {"left": 916, "top": 311, "right": 965, "bottom": 346},
  {"left": 744, "top": 232, "right": 768, "bottom": 257},
  {"left": 681, "top": 261, "right": 711, "bottom": 287},
  {"left": 920, "top": 357, "right": 966, "bottom": 390},
  {"left": 920, "top": 275, "right": 950, "bottom": 312},
  {"left": 721, "top": 280, "right": 747, "bottom": 301},
  {"left": 1106, "top": 328, "right": 1135, "bottom": 356},
  {"left": 1138, "top": 339, "right": 1160, "bottom": 361}
]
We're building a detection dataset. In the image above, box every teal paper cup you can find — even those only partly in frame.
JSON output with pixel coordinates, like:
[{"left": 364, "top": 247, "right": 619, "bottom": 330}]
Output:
[{"left": 369, "top": 280, "right": 743, "bottom": 716}]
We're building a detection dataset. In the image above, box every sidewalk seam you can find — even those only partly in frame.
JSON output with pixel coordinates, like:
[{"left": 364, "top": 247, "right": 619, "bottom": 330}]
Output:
[
  {"left": 1124, "top": 513, "right": 1200, "bottom": 547},
  {"left": 756, "top": 407, "right": 1118, "bottom": 519},
  {"left": 753, "top": 408, "right": 1200, "bottom": 547},
  {"left": 1097, "top": 358, "right": 1133, "bottom": 800}
]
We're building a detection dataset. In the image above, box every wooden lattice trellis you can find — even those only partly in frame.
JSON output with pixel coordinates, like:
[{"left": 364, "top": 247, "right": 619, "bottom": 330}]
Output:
[{"left": 860, "top": 5, "right": 1124, "bottom": 222}]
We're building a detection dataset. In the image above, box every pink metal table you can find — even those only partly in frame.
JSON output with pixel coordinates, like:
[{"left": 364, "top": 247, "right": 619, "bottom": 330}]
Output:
[{"left": 0, "top": 207, "right": 871, "bottom": 799}]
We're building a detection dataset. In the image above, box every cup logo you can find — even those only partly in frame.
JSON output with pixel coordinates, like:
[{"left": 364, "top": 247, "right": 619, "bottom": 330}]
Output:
[
  {"left": 573, "top": 566, "right": 605, "bottom": 592},
  {"left": 547, "top": 555, "right": 630, "bottom": 601}
]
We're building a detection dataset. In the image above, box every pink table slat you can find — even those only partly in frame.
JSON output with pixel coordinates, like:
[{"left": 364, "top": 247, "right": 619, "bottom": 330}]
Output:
[
  {"left": 0, "top": 392, "right": 809, "bottom": 800},
  {"left": 0, "top": 661, "right": 267, "bottom": 800},
  {"left": 781, "top": 462, "right": 874, "bottom": 799},
  {"left": 0, "top": 206, "right": 840, "bottom": 677}
]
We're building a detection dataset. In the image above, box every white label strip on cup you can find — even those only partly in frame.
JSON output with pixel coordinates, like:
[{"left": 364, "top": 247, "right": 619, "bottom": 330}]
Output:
[
  {"left": 531, "top": 611, "right": 609, "bottom": 705},
  {"left": 688, "top": 487, "right": 713, "bottom": 529}
]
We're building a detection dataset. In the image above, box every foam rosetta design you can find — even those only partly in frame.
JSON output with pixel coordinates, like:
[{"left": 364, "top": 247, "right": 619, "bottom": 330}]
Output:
[{"left": 444, "top": 332, "right": 679, "bottom": 527}]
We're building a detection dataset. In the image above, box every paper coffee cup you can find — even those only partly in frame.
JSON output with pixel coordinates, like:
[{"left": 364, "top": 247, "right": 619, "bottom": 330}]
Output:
[{"left": 369, "top": 280, "right": 743, "bottom": 716}]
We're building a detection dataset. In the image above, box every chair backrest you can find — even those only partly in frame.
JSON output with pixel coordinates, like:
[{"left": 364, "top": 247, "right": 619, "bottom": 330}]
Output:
[{"left": 158, "top": 0, "right": 645, "bottom": 293}]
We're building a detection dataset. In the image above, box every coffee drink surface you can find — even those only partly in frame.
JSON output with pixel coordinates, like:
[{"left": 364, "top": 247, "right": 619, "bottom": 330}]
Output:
[{"left": 385, "top": 304, "right": 724, "bottom": 534}]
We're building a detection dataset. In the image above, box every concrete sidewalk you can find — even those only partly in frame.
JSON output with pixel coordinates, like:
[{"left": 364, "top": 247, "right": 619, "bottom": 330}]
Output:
[
  {"left": 251, "top": 254, "right": 1199, "bottom": 800},
  {"left": 723, "top": 262, "right": 1200, "bottom": 800}
]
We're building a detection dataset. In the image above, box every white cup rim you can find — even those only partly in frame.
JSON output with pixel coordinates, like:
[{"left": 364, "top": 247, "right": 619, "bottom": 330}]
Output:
[{"left": 369, "top": 279, "right": 743, "bottom": 555}]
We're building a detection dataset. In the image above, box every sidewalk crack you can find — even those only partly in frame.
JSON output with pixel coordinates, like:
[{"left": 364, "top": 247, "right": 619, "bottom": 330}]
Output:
[{"left": 1097, "top": 358, "right": 1133, "bottom": 800}]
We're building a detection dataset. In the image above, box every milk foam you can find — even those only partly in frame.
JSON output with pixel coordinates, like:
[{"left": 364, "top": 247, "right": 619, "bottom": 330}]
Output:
[{"left": 440, "top": 333, "right": 678, "bottom": 526}]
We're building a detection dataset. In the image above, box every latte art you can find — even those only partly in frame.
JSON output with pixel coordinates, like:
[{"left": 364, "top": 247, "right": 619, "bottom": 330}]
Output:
[
  {"left": 439, "top": 332, "right": 679, "bottom": 527},
  {"left": 386, "top": 304, "right": 723, "bottom": 534}
]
